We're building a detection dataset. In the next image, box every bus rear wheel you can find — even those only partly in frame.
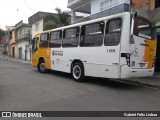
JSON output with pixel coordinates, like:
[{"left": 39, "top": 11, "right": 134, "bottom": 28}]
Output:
[
  {"left": 37, "top": 61, "right": 47, "bottom": 73},
  {"left": 72, "top": 62, "right": 84, "bottom": 82}
]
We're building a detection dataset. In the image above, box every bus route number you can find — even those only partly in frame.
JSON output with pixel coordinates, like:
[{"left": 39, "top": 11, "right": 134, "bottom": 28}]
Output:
[{"left": 107, "top": 49, "right": 115, "bottom": 53}]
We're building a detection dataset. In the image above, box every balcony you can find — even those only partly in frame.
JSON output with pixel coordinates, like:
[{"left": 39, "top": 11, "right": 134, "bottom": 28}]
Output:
[
  {"left": 68, "top": 0, "right": 90, "bottom": 10},
  {"left": 16, "top": 34, "right": 30, "bottom": 42},
  {"left": 73, "top": 3, "right": 129, "bottom": 24}
]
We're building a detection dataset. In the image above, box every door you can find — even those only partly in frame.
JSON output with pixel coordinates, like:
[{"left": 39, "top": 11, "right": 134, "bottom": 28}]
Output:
[
  {"left": 12, "top": 47, "right": 15, "bottom": 57},
  {"left": 19, "top": 47, "right": 22, "bottom": 59},
  {"left": 155, "top": 34, "right": 160, "bottom": 72},
  {"left": 38, "top": 33, "right": 51, "bottom": 69},
  {"left": 32, "top": 37, "right": 39, "bottom": 67},
  {"left": 130, "top": 16, "right": 156, "bottom": 69}
]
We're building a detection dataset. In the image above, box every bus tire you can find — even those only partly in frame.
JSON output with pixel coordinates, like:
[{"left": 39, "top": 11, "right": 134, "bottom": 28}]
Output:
[
  {"left": 72, "top": 62, "right": 84, "bottom": 82},
  {"left": 37, "top": 61, "right": 47, "bottom": 73}
]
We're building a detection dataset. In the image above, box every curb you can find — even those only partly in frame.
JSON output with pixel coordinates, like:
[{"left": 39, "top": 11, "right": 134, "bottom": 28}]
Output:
[{"left": 119, "top": 79, "right": 160, "bottom": 89}]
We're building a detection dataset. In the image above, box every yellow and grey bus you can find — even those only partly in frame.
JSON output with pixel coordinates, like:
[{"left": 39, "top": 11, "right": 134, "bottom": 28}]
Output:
[{"left": 32, "top": 12, "right": 156, "bottom": 82}]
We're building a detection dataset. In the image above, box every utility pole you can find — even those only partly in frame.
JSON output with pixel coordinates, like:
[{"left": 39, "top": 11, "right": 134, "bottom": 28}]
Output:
[
  {"left": 28, "top": 29, "right": 31, "bottom": 61},
  {"left": 6, "top": 29, "right": 10, "bottom": 59}
]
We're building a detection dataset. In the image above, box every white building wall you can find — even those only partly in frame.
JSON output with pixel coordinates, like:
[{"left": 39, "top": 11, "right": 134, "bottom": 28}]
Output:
[
  {"left": 91, "top": 0, "right": 101, "bottom": 15},
  {"left": 91, "top": 0, "right": 130, "bottom": 15},
  {"left": 18, "top": 41, "right": 29, "bottom": 60},
  {"left": 32, "top": 19, "right": 43, "bottom": 38}
]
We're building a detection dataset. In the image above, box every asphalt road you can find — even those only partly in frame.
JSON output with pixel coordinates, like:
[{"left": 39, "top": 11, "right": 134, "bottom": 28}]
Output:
[{"left": 0, "top": 58, "right": 160, "bottom": 120}]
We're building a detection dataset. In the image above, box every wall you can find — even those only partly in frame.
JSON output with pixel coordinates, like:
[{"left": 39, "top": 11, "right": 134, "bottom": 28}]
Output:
[
  {"left": 91, "top": 0, "right": 101, "bottom": 15},
  {"left": 0, "top": 36, "right": 6, "bottom": 45},
  {"left": 17, "top": 26, "right": 31, "bottom": 40},
  {"left": 18, "top": 41, "right": 29, "bottom": 60},
  {"left": 131, "top": 0, "right": 160, "bottom": 23},
  {"left": 10, "top": 30, "right": 18, "bottom": 58},
  {"left": 32, "top": 19, "right": 43, "bottom": 38},
  {"left": 91, "top": 0, "right": 130, "bottom": 15}
]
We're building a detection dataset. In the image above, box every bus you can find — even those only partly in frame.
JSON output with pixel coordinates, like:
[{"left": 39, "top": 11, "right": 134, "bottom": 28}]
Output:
[{"left": 31, "top": 12, "right": 156, "bottom": 82}]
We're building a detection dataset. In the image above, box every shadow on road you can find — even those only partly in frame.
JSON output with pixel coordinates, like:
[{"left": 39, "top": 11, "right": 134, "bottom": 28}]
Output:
[{"left": 45, "top": 70, "right": 141, "bottom": 90}]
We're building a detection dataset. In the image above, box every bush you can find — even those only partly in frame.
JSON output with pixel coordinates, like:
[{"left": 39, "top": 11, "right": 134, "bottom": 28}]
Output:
[{"left": 2, "top": 50, "right": 7, "bottom": 55}]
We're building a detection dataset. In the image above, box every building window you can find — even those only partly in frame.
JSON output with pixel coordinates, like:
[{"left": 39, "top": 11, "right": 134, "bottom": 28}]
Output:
[
  {"left": 19, "top": 30, "right": 22, "bottom": 37},
  {"left": 100, "top": 0, "right": 118, "bottom": 11},
  {"left": 62, "top": 27, "right": 79, "bottom": 47},
  {"left": 104, "top": 18, "right": 122, "bottom": 46},
  {"left": 80, "top": 22, "right": 104, "bottom": 47},
  {"left": 155, "top": 0, "right": 160, "bottom": 8},
  {"left": 49, "top": 31, "right": 62, "bottom": 48},
  {"left": 36, "top": 23, "right": 39, "bottom": 32}
]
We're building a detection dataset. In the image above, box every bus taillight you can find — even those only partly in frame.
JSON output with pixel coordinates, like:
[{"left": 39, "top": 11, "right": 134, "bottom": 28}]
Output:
[{"left": 121, "top": 53, "right": 130, "bottom": 67}]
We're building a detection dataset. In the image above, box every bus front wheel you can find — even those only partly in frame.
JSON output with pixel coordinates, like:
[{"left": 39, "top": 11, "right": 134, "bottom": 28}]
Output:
[
  {"left": 72, "top": 62, "right": 84, "bottom": 82},
  {"left": 37, "top": 61, "right": 47, "bottom": 73}
]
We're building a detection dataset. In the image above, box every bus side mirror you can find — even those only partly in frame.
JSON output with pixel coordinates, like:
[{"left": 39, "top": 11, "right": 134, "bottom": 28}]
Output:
[
  {"left": 134, "top": 12, "right": 137, "bottom": 18},
  {"left": 31, "top": 39, "right": 35, "bottom": 45}
]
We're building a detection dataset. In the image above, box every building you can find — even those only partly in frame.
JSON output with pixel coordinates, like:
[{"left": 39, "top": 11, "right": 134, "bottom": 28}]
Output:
[
  {"left": 15, "top": 20, "right": 31, "bottom": 60},
  {"left": 68, "top": 0, "right": 130, "bottom": 23},
  {"left": 28, "top": 11, "right": 57, "bottom": 38},
  {"left": 0, "top": 36, "right": 6, "bottom": 53},
  {"left": 131, "top": 0, "right": 160, "bottom": 71},
  {"left": 10, "top": 29, "right": 18, "bottom": 58},
  {"left": 68, "top": 0, "right": 160, "bottom": 71},
  {"left": 5, "top": 26, "right": 15, "bottom": 57},
  {"left": 0, "top": 29, "right": 5, "bottom": 45},
  {"left": 0, "top": 36, "right": 6, "bottom": 45}
]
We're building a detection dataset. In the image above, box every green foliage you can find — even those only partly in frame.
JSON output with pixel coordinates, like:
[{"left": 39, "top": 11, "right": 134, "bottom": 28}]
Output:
[
  {"left": 44, "top": 8, "right": 70, "bottom": 31},
  {"left": 2, "top": 50, "right": 7, "bottom": 55},
  {"left": 44, "top": 24, "right": 57, "bottom": 31},
  {"left": 54, "top": 8, "right": 70, "bottom": 27}
]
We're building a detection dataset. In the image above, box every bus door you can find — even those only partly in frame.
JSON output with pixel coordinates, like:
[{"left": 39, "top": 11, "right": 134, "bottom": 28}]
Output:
[
  {"left": 39, "top": 33, "right": 51, "bottom": 69},
  {"left": 32, "top": 37, "right": 39, "bottom": 67},
  {"left": 130, "top": 16, "right": 156, "bottom": 70}
]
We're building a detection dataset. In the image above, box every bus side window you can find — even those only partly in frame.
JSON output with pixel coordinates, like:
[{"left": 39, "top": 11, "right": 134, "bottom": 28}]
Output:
[
  {"left": 104, "top": 18, "right": 122, "bottom": 46},
  {"left": 40, "top": 33, "right": 49, "bottom": 48},
  {"left": 62, "top": 27, "right": 79, "bottom": 47},
  {"left": 80, "top": 22, "right": 104, "bottom": 47},
  {"left": 49, "top": 31, "right": 62, "bottom": 48}
]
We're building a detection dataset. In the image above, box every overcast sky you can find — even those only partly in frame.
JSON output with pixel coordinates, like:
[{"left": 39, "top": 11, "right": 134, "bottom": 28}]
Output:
[{"left": 0, "top": 0, "right": 69, "bottom": 30}]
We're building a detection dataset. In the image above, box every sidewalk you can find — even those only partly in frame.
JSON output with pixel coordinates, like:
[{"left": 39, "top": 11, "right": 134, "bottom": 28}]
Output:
[
  {"left": 120, "top": 73, "right": 160, "bottom": 88},
  {"left": 0, "top": 55, "right": 31, "bottom": 64}
]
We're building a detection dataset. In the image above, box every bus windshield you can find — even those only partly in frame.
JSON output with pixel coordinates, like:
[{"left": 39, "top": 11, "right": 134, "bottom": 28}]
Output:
[
  {"left": 32, "top": 37, "right": 38, "bottom": 53},
  {"left": 133, "top": 17, "right": 155, "bottom": 40}
]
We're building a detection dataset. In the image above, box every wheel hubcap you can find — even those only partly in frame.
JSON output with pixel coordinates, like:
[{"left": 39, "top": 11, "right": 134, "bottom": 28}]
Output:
[
  {"left": 40, "top": 63, "right": 46, "bottom": 72},
  {"left": 73, "top": 65, "right": 81, "bottom": 79}
]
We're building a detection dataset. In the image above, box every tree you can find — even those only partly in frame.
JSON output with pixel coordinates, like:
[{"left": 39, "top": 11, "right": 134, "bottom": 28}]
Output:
[
  {"left": 0, "top": 29, "right": 5, "bottom": 44},
  {"left": 0, "top": 29, "right": 5, "bottom": 38},
  {"left": 44, "top": 8, "right": 70, "bottom": 31}
]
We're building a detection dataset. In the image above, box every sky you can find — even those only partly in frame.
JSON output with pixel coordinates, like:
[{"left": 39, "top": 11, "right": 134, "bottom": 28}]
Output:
[{"left": 0, "top": 0, "right": 69, "bottom": 30}]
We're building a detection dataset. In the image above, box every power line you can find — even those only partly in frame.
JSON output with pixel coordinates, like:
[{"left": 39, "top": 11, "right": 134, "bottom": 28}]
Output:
[
  {"left": 51, "top": 0, "right": 58, "bottom": 8},
  {"left": 7, "top": 0, "right": 24, "bottom": 18},
  {"left": 23, "top": 0, "right": 34, "bottom": 13}
]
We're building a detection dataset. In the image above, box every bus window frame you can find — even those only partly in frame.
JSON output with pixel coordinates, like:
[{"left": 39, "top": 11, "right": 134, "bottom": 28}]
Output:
[
  {"left": 49, "top": 30, "right": 62, "bottom": 48},
  {"left": 40, "top": 32, "right": 49, "bottom": 48},
  {"left": 132, "top": 16, "right": 155, "bottom": 40},
  {"left": 80, "top": 21, "right": 105, "bottom": 47},
  {"left": 104, "top": 18, "right": 122, "bottom": 46},
  {"left": 62, "top": 27, "right": 80, "bottom": 48}
]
